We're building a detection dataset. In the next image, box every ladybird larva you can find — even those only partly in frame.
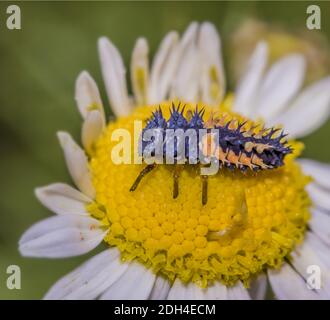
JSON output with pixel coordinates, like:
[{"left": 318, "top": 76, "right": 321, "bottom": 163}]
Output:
[{"left": 130, "top": 103, "right": 292, "bottom": 205}]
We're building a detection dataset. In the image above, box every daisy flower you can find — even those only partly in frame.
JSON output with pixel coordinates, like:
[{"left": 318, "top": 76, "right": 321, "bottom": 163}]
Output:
[{"left": 19, "top": 22, "right": 330, "bottom": 300}]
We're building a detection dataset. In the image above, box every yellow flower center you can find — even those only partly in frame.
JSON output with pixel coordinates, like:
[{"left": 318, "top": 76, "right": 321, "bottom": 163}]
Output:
[{"left": 88, "top": 99, "right": 311, "bottom": 288}]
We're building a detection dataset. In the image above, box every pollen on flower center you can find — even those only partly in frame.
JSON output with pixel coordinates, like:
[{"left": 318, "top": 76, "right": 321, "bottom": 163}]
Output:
[{"left": 88, "top": 100, "right": 311, "bottom": 288}]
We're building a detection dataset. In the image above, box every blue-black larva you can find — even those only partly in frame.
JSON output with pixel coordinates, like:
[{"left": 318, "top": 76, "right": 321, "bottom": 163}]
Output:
[{"left": 129, "top": 104, "right": 292, "bottom": 205}]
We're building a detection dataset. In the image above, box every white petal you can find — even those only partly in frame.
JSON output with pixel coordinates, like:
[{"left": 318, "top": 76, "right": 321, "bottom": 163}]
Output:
[
  {"left": 44, "top": 249, "right": 128, "bottom": 300},
  {"left": 180, "top": 22, "right": 199, "bottom": 49},
  {"left": 171, "top": 44, "right": 200, "bottom": 102},
  {"left": 303, "top": 231, "right": 330, "bottom": 267},
  {"left": 170, "top": 22, "right": 200, "bottom": 102},
  {"left": 290, "top": 232, "right": 330, "bottom": 298},
  {"left": 167, "top": 279, "right": 227, "bottom": 300},
  {"left": 19, "top": 215, "right": 106, "bottom": 258},
  {"left": 82, "top": 110, "right": 105, "bottom": 155},
  {"left": 167, "top": 280, "right": 199, "bottom": 300},
  {"left": 299, "top": 158, "right": 330, "bottom": 190},
  {"left": 307, "top": 183, "right": 330, "bottom": 211},
  {"left": 149, "top": 31, "right": 179, "bottom": 103},
  {"left": 75, "top": 71, "right": 105, "bottom": 122},
  {"left": 255, "top": 54, "right": 305, "bottom": 121},
  {"left": 248, "top": 273, "right": 267, "bottom": 300},
  {"left": 227, "top": 282, "right": 251, "bottom": 300},
  {"left": 131, "top": 37, "right": 149, "bottom": 106},
  {"left": 100, "top": 262, "right": 156, "bottom": 300},
  {"left": 309, "top": 207, "right": 330, "bottom": 246},
  {"left": 203, "top": 282, "right": 227, "bottom": 300},
  {"left": 57, "top": 131, "right": 95, "bottom": 199},
  {"left": 199, "top": 22, "right": 226, "bottom": 105},
  {"left": 268, "top": 263, "right": 319, "bottom": 300},
  {"left": 149, "top": 276, "right": 171, "bottom": 300},
  {"left": 233, "top": 41, "right": 268, "bottom": 116},
  {"left": 35, "top": 183, "right": 92, "bottom": 215},
  {"left": 272, "top": 76, "right": 330, "bottom": 138},
  {"left": 98, "top": 37, "right": 131, "bottom": 116}
]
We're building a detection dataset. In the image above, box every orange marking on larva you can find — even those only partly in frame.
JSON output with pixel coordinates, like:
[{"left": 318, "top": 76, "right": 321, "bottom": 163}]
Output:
[
  {"left": 227, "top": 150, "right": 240, "bottom": 166},
  {"left": 251, "top": 154, "right": 268, "bottom": 169},
  {"left": 242, "top": 130, "right": 253, "bottom": 138},
  {"left": 222, "top": 148, "right": 230, "bottom": 163},
  {"left": 244, "top": 141, "right": 274, "bottom": 154},
  {"left": 255, "top": 143, "right": 273, "bottom": 154},
  {"left": 214, "top": 146, "right": 227, "bottom": 163},
  {"left": 205, "top": 113, "right": 218, "bottom": 129},
  {"left": 239, "top": 152, "right": 254, "bottom": 169},
  {"left": 244, "top": 141, "right": 254, "bottom": 152}
]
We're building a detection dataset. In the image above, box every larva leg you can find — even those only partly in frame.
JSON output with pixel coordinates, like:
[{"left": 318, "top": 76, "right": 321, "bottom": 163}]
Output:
[
  {"left": 173, "top": 164, "right": 182, "bottom": 199},
  {"left": 129, "top": 163, "right": 157, "bottom": 192},
  {"left": 201, "top": 174, "right": 208, "bottom": 205}
]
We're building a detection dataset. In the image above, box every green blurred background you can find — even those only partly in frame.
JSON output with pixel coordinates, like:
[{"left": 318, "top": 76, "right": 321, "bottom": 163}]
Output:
[{"left": 0, "top": 1, "right": 329, "bottom": 299}]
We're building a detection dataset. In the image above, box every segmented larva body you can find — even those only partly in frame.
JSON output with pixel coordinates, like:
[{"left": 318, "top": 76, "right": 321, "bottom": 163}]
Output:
[
  {"left": 131, "top": 104, "right": 292, "bottom": 204},
  {"left": 141, "top": 104, "right": 292, "bottom": 172},
  {"left": 202, "top": 117, "right": 293, "bottom": 172}
]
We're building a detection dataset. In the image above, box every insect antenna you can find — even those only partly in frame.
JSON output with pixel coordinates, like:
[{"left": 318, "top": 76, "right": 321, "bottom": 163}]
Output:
[{"left": 129, "top": 163, "right": 157, "bottom": 192}]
